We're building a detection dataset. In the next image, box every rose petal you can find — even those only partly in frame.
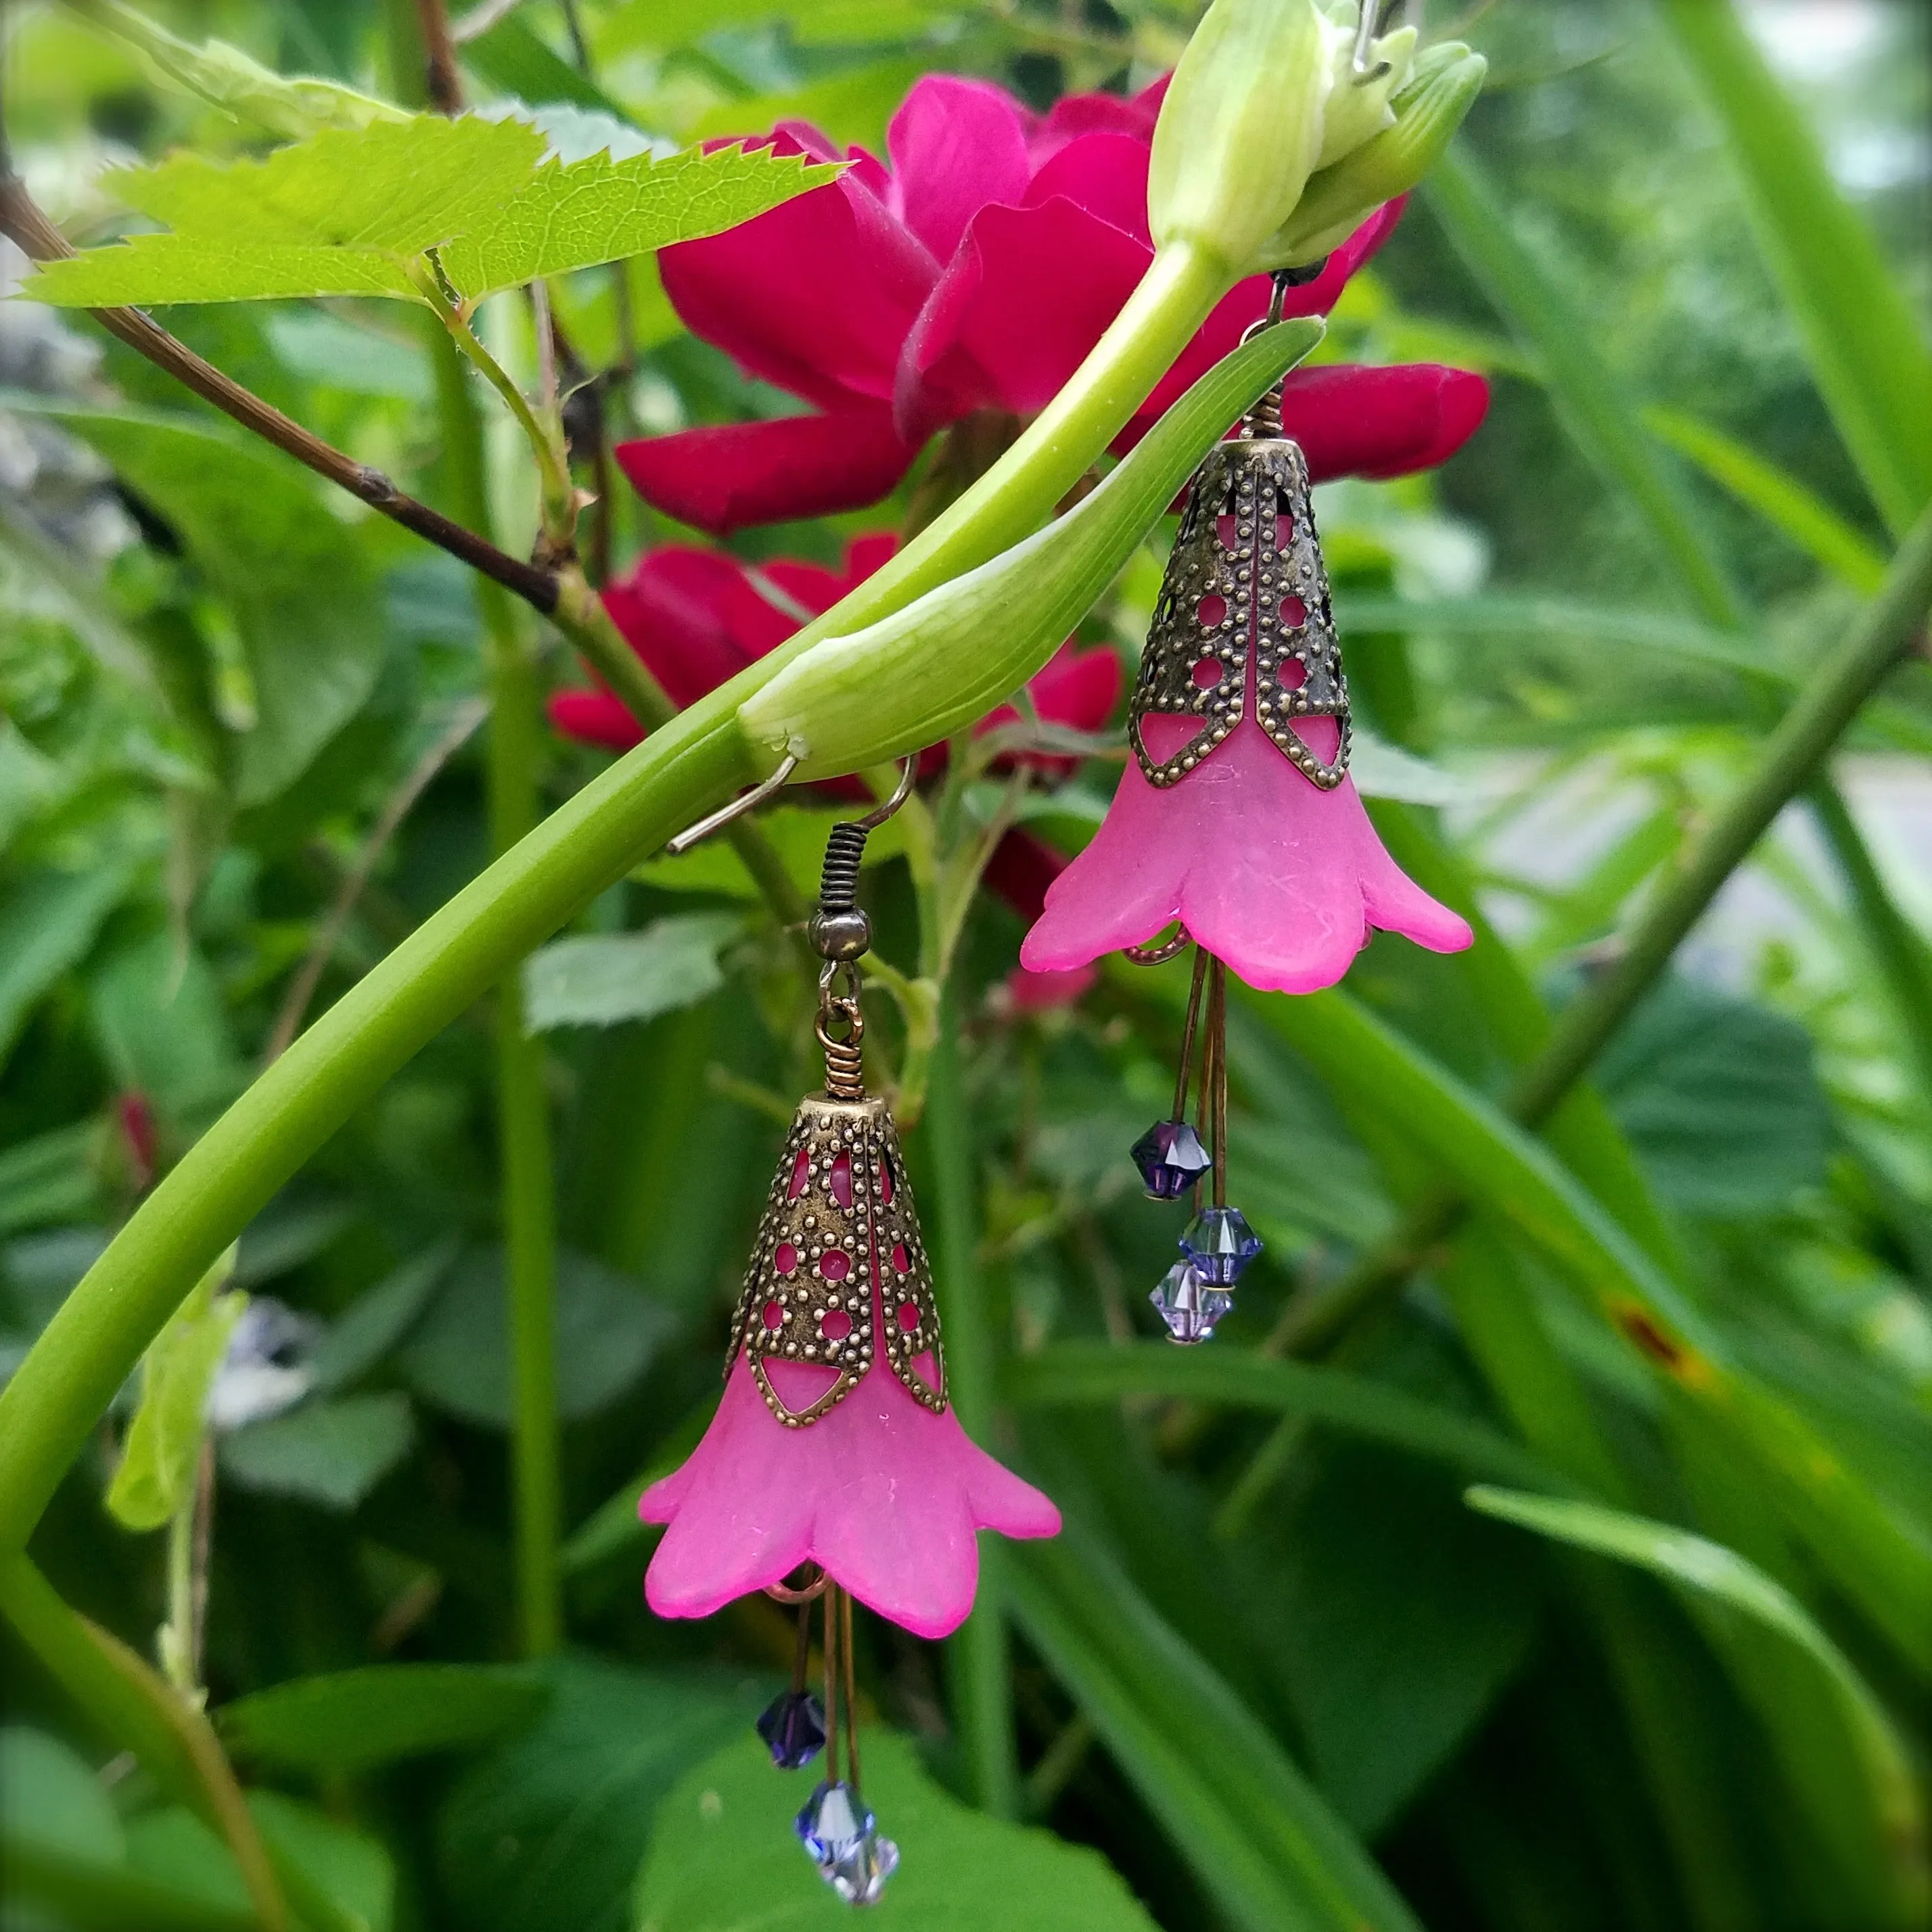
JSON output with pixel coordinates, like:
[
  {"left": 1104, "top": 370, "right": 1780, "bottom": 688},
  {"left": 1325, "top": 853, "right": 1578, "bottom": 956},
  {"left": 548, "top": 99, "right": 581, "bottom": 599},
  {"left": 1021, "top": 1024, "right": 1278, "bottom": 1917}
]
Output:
[
  {"left": 888, "top": 74, "right": 1034, "bottom": 262},
  {"left": 549, "top": 689, "right": 642, "bottom": 752},
  {"left": 616, "top": 407, "right": 921, "bottom": 535},
  {"left": 1028, "top": 87, "right": 1161, "bottom": 167},
  {"left": 1284, "top": 363, "right": 1491, "bottom": 481},
  {"left": 659, "top": 137, "right": 937, "bottom": 409},
  {"left": 982, "top": 828, "right": 1066, "bottom": 925},
  {"left": 1021, "top": 131, "right": 1152, "bottom": 244}
]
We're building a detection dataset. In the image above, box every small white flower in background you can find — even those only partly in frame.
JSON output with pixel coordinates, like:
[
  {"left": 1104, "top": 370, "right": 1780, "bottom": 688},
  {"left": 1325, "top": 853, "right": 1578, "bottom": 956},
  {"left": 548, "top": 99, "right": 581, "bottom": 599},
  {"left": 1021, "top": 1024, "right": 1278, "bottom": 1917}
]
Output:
[{"left": 206, "top": 1297, "right": 321, "bottom": 1432}]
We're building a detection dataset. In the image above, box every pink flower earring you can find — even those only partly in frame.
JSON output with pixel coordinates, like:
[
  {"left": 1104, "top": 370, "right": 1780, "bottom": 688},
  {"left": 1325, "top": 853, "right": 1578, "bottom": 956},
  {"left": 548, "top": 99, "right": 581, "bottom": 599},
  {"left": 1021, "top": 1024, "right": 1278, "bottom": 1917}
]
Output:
[
  {"left": 1027, "top": 271, "right": 1475, "bottom": 1338},
  {"left": 641, "top": 763, "right": 1059, "bottom": 1902}
]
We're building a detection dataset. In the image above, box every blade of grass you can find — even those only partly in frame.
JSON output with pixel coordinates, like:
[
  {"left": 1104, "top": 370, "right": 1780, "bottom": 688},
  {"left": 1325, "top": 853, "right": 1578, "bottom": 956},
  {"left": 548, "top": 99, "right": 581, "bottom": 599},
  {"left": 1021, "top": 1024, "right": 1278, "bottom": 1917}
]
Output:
[
  {"left": 1657, "top": 0, "right": 1932, "bottom": 539},
  {"left": 1007, "top": 1532, "right": 1423, "bottom": 1932},
  {"left": 1005, "top": 1341, "right": 1563, "bottom": 1494},
  {"left": 1469, "top": 1486, "right": 1929, "bottom": 1926},
  {"left": 1644, "top": 404, "right": 1888, "bottom": 595}
]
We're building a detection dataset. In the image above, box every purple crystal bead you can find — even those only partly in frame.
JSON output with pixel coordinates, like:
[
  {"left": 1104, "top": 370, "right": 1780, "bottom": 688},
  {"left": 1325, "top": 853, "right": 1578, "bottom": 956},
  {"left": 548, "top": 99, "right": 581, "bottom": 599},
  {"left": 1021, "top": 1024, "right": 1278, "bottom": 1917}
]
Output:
[
  {"left": 1130, "top": 1118, "right": 1212, "bottom": 1201},
  {"left": 756, "top": 1690, "right": 826, "bottom": 1770},
  {"left": 1180, "top": 1205, "right": 1261, "bottom": 1286},
  {"left": 1150, "top": 1261, "right": 1233, "bottom": 1343}
]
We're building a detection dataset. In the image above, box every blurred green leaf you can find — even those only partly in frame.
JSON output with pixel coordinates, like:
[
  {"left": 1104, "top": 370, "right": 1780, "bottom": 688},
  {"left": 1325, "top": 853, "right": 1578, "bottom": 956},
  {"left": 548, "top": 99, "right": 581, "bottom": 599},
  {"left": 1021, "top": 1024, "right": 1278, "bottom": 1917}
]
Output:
[
  {"left": 1427, "top": 145, "right": 1745, "bottom": 628},
  {"left": 250, "top": 1790, "right": 394, "bottom": 1932},
  {"left": 689, "top": 58, "right": 929, "bottom": 152},
  {"left": 88, "top": 927, "right": 242, "bottom": 1122},
  {"left": 524, "top": 913, "right": 743, "bottom": 1032},
  {"left": 39, "top": 406, "right": 383, "bottom": 806},
  {"left": 0, "top": 1835, "right": 254, "bottom": 1932},
  {"left": 607, "top": 0, "right": 948, "bottom": 52},
  {"left": 397, "top": 1244, "right": 674, "bottom": 1427},
  {"left": 221, "top": 1663, "right": 549, "bottom": 1774},
  {"left": 438, "top": 1655, "right": 768, "bottom": 1932},
  {"left": 1644, "top": 405, "right": 1888, "bottom": 595},
  {"left": 0, "top": 1726, "right": 123, "bottom": 1862},
  {"left": 306, "top": 1242, "right": 457, "bottom": 1394},
  {"left": 1006, "top": 1343, "right": 1563, "bottom": 1494},
  {"left": 1658, "top": 0, "right": 1932, "bottom": 538},
  {"left": 0, "top": 866, "right": 133, "bottom": 1070},
  {"left": 636, "top": 1726, "right": 1159, "bottom": 1930},
  {"left": 1469, "top": 1486, "right": 1929, "bottom": 1927},
  {"left": 462, "top": 14, "right": 628, "bottom": 118},
  {"left": 218, "top": 1390, "right": 415, "bottom": 1511},
  {"left": 1009, "top": 1531, "right": 1423, "bottom": 1932},
  {"left": 1598, "top": 976, "right": 1831, "bottom": 1217},
  {"left": 105, "top": 1247, "right": 239, "bottom": 1533},
  {"left": 0, "top": 1124, "right": 102, "bottom": 1243}
]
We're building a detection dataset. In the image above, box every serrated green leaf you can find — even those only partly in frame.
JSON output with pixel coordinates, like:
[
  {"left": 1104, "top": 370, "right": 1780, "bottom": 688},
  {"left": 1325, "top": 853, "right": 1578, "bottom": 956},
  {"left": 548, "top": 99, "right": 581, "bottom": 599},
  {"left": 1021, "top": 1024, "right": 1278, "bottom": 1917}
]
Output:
[
  {"left": 523, "top": 913, "right": 743, "bottom": 1032},
  {"left": 105, "top": 1248, "right": 240, "bottom": 1532},
  {"left": 28, "top": 116, "right": 545, "bottom": 306},
  {"left": 221, "top": 1664, "right": 549, "bottom": 1774},
  {"left": 36, "top": 406, "right": 382, "bottom": 804},
  {"left": 28, "top": 117, "right": 840, "bottom": 310},
  {"left": 1468, "top": 1487, "right": 1929, "bottom": 1927},
  {"left": 434, "top": 142, "right": 842, "bottom": 302},
  {"left": 71, "top": 0, "right": 406, "bottom": 141},
  {"left": 635, "top": 1727, "right": 1159, "bottom": 1931}
]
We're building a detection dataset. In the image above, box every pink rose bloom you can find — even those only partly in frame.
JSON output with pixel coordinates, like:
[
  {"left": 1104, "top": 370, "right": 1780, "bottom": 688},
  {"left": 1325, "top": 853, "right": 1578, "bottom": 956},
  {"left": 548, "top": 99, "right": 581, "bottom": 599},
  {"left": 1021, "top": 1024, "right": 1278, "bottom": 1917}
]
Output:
[
  {"left": 641, "top": 1348, "right": 1059, "bottom": 1640},
  {"left": 618, "top": 74, "right": 1488, "bottom": 533}
]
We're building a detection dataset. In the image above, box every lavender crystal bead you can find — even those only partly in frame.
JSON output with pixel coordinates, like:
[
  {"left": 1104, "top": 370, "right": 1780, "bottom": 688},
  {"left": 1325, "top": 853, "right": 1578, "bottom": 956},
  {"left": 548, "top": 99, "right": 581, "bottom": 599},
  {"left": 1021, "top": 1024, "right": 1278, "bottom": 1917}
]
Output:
[
  {"left": 756, "top": 1689, "right": 826, "bottom": 1770},
  {"left": 1180, "top": 1205, "right": 1261, "bottom": 1286},
  {"left": 1130, "top": 1118, "right": 1212, "bottom": 1201},
  {"left": 1150, "top": 1261, "right": 1233, "bottom": 1344}
]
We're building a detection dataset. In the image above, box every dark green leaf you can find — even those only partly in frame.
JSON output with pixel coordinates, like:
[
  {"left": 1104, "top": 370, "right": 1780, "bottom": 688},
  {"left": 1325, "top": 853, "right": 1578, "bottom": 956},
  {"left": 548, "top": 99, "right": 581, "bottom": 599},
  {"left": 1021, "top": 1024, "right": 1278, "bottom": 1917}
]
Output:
[
  {"left": 438, "top": 1656, "right": 769, "bottom": 1932},
  {"left": 306, "top": 1243, "right": 457, "bottom": 1394},
  {"left": 635, "top": 1728, "right": 1159, "bottom": 1931},
  {"left": 1008, "top": 1532, "right": 1423, "bottom": 1932},
  {"left": 0, "top": 866, "right": 133, "bottom": 1068},
  {"left": 88, "top": 928, "right": 242, "bottom": 1122},
  {"left": 218, "top": 1390, "right": 415, "bottom": 1511},
  {"left": 221, "top": 1663, "right": 549, "bottom": 1774},
  {"left": 0, "top": 1125, "right": 103, "bottom": 1243},
  {"left": 461, "top": 14, "right": 629, "bottom": 118},
  {"left": 397, "top": 1245, "right": 675, "bottom": 1427},
  {"left": 1597, "top": 976, "right": 1830, "bottom": 1216},
  {"left": 0, "top": 1726, "right": 123, "bottom": 1862},
  {"left": 41, "top": 407, "right": 383, "bottom": 805}
]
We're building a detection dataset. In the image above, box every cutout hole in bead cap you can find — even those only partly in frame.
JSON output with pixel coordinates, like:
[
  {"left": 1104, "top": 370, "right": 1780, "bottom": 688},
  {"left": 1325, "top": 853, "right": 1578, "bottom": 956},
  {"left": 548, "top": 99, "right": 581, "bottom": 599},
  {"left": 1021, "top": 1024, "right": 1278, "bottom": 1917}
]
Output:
[
  {"left": 819, "top": 1250, "right": 850, "bottom": 1282},
  {"left": 1196, "top": 593, "right": 1226, "bottom": 629},
  {"left": 1191, "top": 657, "right": 1223, "bottom": 689}
]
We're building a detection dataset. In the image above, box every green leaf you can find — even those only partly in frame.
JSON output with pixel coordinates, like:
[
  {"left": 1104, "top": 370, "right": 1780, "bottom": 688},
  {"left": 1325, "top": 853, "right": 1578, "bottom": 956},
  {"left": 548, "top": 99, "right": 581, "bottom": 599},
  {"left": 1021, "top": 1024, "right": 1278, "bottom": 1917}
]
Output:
[
  {"left": 1597, "top": 976, "right": 1831, "bottom": 1217},
  {"left": 0, "top": 1726, "right": 124, "bottom": 1862},
  {"left": 0, "top": 865, "right": 133, "bottom": 1069},
  {"left": 437, "top": 1655, "right": 768, "bottom": 1932},
  {"left": 397, "top": 1244, "right": 674, "bottom": 1427},
  {"left": 434, "top": 142, "right": 843, "bottom": 304},
  {"left": 39, "top": 407, "right": 382, "bottom": 805},
  {"left": 1, "top": 1834, "right": 255, "bottom": 1932},
  {"left": 0, "top": 1125, "right": 98, "bottom": 1245},
  {"left": 689, "top": 57, "right": 930, "bottom": 154},
  {"left": 1426, "top": 146, "right": 1745, "bottom": 629},
  {"left": 217, "top": 1390, "right": 415, "bottom": 1511},
  {"left": 88, "top": 927, "right": 242, "bottom": 1122},
  {"left": 105, "top": 1248, "right": 240, "bottom": 1532},
  {"left": 1467, "top": 1487, "right": 1929, "bottom": 1927},
  {"left": 559, "top": 1394, "right": 716, "bottom": 1576},
  {"left": 1008, "top": 1532, "right": 1423, "bottom": 1932},
  {"left": 1005, "top": 1343, "right": 1563, "bottom": 1494},
  {"left": 635, "top": 1727, "right": 1160, "bottom": 1931},
  {"left": 1657, "top": 0, "right": 1932, "bottom": 538},
  {"left": 27, "top": 115, "right": 840, "bottom": 308},
  {"left": 523, "top": 913, "right": 743, "bottom": 1032},
  {"left": 461, "top": 13, "right": 631, "bottom": 118},
  {"left": 306, "top": 1242, "right": 457, "bottom": 1394},
  {"left": 1254, "top": 986, "right": 1932, "bottom": 1675},
  {"left": 221, "top": 1664, "right": 550, "bottom": 1774},
  {"left": 250, "top": 1791, "right": 394, "bottom": 1932},
  {"left": 1643, "top": 405, "right": 1889, "bottom": 595},
  {"left": 70, "top": 0, "right": 407, "bottom": 141}
]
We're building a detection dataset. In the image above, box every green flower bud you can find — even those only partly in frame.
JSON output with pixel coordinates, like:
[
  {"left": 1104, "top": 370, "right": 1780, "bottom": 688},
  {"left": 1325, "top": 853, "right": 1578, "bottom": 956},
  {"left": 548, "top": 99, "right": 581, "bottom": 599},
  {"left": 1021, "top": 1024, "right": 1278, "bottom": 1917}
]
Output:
[
  {"left": 1148, "top": 0, "right": 1332, "bottom": 271},
  {"left": 1257, "top": 43, "right": 1487, "bottom": 270},
  {"left": 736, "top": 321, "right": 1324, "bottom": 779}
]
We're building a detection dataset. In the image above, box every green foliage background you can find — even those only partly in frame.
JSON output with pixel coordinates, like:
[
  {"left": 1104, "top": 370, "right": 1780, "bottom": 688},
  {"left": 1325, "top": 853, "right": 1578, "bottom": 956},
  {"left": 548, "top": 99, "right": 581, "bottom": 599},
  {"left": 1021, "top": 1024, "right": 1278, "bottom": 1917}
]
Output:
[{"left": 1, "top": 2, "right": 1929, "bottom": 1930}]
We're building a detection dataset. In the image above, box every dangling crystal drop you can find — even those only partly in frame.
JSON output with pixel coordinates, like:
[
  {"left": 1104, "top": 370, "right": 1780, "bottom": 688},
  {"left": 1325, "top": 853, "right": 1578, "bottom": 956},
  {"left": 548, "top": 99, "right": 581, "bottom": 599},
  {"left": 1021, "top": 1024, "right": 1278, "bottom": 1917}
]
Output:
[
  {"left": 795, "top": 1780, "right": 898, "bottom": 1905},
  {"left": 1151, "top": 1260, "right": 1233, "bottom": 1343},
  {"left": 1181, "top": 1205, "right": 1262, "bottom": 1287},
  {"left": 756, "top": 1690, "right": 826, "bottom": 1770},
  {"left": 1131, "top": 1118, "right": 1212, "bottom": 1201}
]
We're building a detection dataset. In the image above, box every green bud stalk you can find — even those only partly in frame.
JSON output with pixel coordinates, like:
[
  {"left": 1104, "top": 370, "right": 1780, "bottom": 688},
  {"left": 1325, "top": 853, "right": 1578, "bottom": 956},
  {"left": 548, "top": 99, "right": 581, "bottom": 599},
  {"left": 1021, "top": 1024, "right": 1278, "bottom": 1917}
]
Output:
[{"left": 737, "top": 321, "right": 1324, "bottom": 778}]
